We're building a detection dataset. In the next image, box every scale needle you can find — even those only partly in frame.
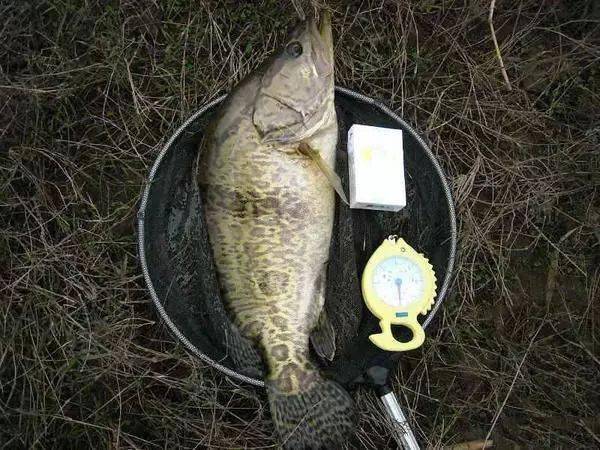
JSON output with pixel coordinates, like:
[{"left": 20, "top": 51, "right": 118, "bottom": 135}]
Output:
[{"left": 395, "top": 278, "right": 402, "bottom": 306}]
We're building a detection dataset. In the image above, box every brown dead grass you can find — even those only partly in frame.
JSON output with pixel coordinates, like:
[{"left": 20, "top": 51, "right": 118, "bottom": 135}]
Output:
[{"left": 1, "top": 0, "right": 599, "bottom": 448}]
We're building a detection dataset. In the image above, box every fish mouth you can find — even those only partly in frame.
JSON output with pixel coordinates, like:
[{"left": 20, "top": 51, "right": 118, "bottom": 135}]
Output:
[
  {"left": 309, "top": 12, "right": 334, "bottom": 76},
  {"left": 319, "top": 11, "right": 333, "bottom": 50}
]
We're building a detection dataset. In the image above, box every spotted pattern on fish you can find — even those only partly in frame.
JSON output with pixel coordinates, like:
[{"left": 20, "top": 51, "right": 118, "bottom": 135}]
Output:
[{"left": 199, "top": 100, "right": 336, "bottom": 387}]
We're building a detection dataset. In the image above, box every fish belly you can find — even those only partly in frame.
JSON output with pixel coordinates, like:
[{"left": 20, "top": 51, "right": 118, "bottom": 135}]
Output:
[{"left": 200, "top": 125, "right": 336, "bottom": 373}]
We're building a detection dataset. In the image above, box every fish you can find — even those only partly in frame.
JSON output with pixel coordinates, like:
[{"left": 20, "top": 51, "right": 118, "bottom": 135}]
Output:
[{"left": 197, "top": 12, "right": 355, "bottom": 449}]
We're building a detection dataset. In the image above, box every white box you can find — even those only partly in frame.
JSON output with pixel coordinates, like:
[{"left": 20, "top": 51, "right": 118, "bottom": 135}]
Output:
[{"left": 347, "top": 124, "right": 406, "bottom": 212}]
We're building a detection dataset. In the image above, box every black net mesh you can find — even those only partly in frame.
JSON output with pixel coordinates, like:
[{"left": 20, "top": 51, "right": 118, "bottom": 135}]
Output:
[{"left": 141, "top": 90, "right": 454, "bottom": 386}]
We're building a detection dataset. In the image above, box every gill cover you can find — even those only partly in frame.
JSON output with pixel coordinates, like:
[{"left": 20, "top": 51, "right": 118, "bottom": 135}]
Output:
[{"left": 253, "top": 15, "right": 334, "bottom": 143}]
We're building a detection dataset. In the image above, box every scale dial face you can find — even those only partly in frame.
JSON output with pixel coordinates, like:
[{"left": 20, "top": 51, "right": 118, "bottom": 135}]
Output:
[{"left": 372, "top": 256, "right": 425, "bottom": 307}]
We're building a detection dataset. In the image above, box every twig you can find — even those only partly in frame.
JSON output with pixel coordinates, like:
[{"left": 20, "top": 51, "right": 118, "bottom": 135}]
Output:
[
  {"left": 578, "top": 419, "right": 600, "bottom": 445},
  {"left": 291, "top": 0, "right": 306, "bottom": 21},
  {"left": 483, "top": 324, "right": 543, "bottom": 446},
  {"left": 488, "top": 0, "right": 512, "bottom": 90},
  {"left": 531, "top": 222, "right": 587, "bottom": 277},
  {"left": 443, "top": 440, "right": 494, "bottom": 450}
]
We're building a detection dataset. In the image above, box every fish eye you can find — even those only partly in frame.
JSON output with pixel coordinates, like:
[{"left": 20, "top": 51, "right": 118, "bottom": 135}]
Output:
[{"left": 286, "top": 41, "right": 303, "bottom": 58}]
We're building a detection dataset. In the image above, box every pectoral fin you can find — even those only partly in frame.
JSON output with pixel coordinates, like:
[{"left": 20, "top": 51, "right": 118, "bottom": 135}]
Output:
[
  {"left": 310, "top": 309, "right": 337, "bottom": 361},
  {"left": 298, "top": 142, "right": 349, "bottom": 205}
]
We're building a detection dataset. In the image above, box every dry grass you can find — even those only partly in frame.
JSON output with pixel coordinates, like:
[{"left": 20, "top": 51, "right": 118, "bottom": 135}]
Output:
[{"left": 1, "top": 0, "right": 599, "bottom": 448}]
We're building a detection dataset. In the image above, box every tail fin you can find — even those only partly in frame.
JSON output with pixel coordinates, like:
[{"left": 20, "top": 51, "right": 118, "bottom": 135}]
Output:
[{"left": 266, "top": 369, "right": 355, "bottom": 449}]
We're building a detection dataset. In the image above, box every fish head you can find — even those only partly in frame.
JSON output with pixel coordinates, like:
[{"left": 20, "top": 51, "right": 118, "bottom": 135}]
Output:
[{"left": 253, "top": 13, "right": 335, "bottom": 144}]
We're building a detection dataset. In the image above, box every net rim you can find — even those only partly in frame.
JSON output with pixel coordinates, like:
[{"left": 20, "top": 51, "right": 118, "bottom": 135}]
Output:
[{"left": 137, "top": 87, "right": 457, "bottom": 388}]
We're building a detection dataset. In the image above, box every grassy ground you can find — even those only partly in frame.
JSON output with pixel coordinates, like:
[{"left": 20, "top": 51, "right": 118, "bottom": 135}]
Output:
[{"left": 1, "top": 0, "right": 599, "bottom": 448}]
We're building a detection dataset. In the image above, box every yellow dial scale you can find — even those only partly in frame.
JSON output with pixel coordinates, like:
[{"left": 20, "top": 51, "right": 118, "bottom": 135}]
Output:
[{"left": 362, "top": 236, "right": 437, "bottom": 352}]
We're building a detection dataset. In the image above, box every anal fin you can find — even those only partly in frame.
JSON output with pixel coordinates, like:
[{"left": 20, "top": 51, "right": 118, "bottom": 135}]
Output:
[{"left": 224, "top": 326, "right": 265, "bottom": 379}]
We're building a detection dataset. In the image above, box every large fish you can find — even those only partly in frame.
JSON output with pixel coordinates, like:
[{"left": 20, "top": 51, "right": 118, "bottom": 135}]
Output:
[{"left": 197, "top": 12, "right": 355, "bottom": 449}]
